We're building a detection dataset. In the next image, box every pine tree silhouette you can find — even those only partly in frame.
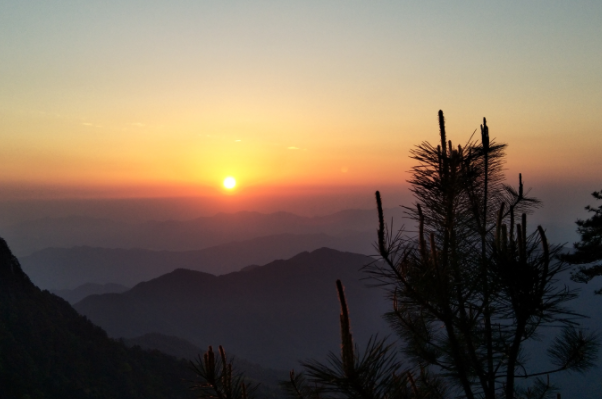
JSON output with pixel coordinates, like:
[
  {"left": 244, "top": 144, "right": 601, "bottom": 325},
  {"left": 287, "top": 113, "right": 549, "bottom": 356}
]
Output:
[
  {"left": 561, "top": 190, "right": 602, "bottom": 294},
  {"left": 371, "top": 110, "right": 598, "bottom": 399}
]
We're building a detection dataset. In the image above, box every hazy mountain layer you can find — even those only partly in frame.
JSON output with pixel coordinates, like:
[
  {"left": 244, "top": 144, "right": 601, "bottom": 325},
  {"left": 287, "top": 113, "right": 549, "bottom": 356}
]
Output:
[
  {"left": 5, "top": 207, "right": 403, "bottom": 255},
  {"left": 52, "top": 282, "right": 130, "bottom": 304},
  {"left": 0, "top": 237, "right": 195, "bottom": 398},
  {"left": 75, "top": 248, "right": 390, "bottom": 370},
  {"left": 21, "top": 232, "right": 374, "bottom": 290}
]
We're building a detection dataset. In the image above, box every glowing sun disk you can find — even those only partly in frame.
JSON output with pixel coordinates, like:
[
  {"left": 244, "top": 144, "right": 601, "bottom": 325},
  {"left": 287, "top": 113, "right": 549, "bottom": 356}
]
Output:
[{"left": 223, "top": 177, "right": 236, "bottom": 189}]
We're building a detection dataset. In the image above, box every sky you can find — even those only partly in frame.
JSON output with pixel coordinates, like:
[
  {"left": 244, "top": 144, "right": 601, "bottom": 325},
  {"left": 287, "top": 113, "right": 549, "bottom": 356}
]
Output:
[{"left": 0, "top": 1, "right": 601, "bottom": 216}]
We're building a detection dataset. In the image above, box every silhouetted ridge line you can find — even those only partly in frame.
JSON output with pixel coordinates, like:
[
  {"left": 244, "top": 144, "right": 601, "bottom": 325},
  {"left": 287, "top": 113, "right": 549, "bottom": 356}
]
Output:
[{"left": 0, "top": 237, "right": 31, "bottom": 286}]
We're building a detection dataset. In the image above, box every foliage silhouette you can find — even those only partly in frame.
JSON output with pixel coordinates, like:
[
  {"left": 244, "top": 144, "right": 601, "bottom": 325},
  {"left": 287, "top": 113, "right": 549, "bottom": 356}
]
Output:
[
  {"left": 370, "top": 111, "right": 598, "bottom": 399},
  {"left": 190, "top": 345, "right": 255, "bottom": 399},
  {"left": 281, "top": 280, "right": 447, "bottom": 399},
  {"left": 561, "top": 190, "right": 602, "bottom": 294}
]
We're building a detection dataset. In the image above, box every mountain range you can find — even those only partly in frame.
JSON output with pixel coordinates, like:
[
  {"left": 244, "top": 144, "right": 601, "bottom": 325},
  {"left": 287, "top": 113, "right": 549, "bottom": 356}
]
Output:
[
  {"left": 21, "top": 232, "right": 376, "bottom": 290},
  {"left": 72, "top": 245, "right": 602, "bottom": 398},
  {"left": 75, "top": 248, "right": 390, "bottom": 370},
  {"left": 5, "top": 208, "right": 404, "bottom": 256},
  {"left": 2, "top": 226, "right": 600, "bottom": 398}
]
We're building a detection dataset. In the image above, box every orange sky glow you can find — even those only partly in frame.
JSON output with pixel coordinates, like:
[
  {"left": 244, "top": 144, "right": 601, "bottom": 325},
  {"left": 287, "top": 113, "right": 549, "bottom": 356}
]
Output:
[{"left": 0, "top": 1, "right": 600, "bottom": 210}]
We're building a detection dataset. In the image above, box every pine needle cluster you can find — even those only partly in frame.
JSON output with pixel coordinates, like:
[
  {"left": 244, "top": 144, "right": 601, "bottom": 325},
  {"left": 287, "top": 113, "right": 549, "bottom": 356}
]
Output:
[{"left": 190, "top": 345, "right": 254, "bottom": 399}]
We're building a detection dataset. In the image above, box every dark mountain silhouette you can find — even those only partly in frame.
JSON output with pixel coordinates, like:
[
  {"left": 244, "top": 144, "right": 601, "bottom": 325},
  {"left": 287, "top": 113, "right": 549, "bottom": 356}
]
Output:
[
  {"left": 124, "top": 333, "right": 203, "bottom": 361},
  {"left": 51, "top": 282, "right": 129, "bottom": 304},
  {"left": 75, "top": 248, "right": 390, "bottom": 370},
  {"left": 5, "top": 208, "right": 403, "bottom": 256},
  {"left": 0, "top": 237, "right": 195, "bottom": 398},
  {"left": 21, "top": 232, "right": 375, "bottom": 290}
]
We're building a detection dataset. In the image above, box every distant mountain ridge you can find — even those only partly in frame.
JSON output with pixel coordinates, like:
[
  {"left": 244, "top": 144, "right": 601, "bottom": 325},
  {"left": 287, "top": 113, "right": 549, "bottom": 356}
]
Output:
[
  {"left": 51, "top": 282, "right": 129, "bottom": 304},
  {"left": 21, "top": 232, "right": 375, "bottom": 290},
  {"left": 5, "top": 207, "right": 404, "bottom": 255},
  {"left": 75, "top": 247, "right": 390, "bottom": 370}
]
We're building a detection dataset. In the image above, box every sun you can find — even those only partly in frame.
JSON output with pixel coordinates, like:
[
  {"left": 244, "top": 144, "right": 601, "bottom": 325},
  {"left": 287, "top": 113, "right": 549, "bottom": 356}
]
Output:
[{"left": 223, "top": 176, "right": 236, "bottom": 189}]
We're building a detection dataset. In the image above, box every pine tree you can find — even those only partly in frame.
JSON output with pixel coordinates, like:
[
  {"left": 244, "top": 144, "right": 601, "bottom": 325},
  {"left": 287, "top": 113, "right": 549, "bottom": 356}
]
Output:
[
  {"left": 561, "top": 190, "right": 602, "bottom": 294},
  {"left": 371, "top": 110, "right": 598, "bottom": 399}
]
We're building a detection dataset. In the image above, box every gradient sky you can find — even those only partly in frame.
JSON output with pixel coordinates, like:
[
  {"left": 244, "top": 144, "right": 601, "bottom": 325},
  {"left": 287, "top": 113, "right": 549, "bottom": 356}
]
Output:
[{"left": 0, "top": 1, "right": 600, "bottom": 201}]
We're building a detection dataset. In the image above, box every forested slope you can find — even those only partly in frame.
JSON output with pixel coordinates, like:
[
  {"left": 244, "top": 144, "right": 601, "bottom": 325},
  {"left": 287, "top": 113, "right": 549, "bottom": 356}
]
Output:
[{"left": 0, "top": 237, "right": 195, "bottom": 399}]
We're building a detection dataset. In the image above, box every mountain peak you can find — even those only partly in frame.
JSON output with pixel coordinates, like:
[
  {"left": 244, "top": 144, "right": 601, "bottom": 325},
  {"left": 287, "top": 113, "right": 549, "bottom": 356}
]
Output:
[
  {"left": 290, "top": 246, "right": 360, "bottom": 261},
  {"left": 0, "top": 237, "right": 32, "bottom": 287}
]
